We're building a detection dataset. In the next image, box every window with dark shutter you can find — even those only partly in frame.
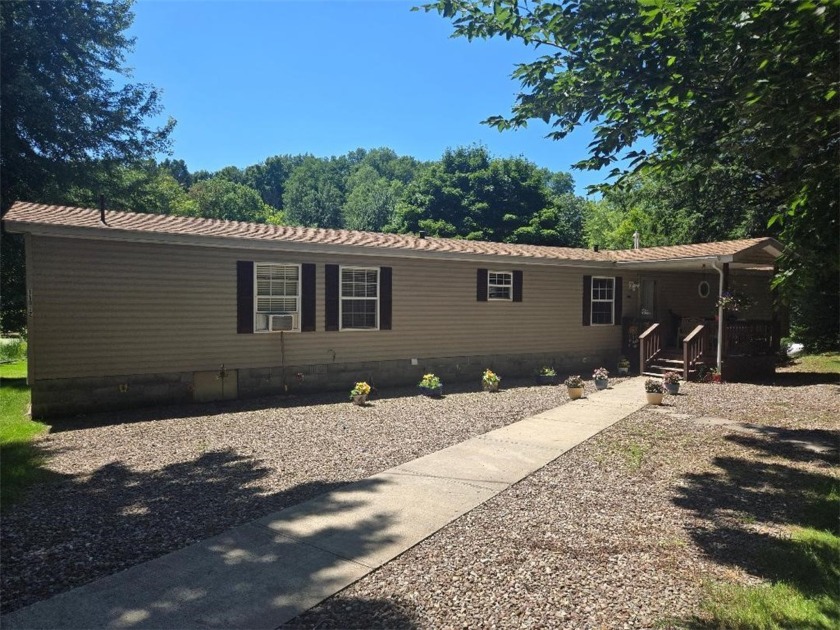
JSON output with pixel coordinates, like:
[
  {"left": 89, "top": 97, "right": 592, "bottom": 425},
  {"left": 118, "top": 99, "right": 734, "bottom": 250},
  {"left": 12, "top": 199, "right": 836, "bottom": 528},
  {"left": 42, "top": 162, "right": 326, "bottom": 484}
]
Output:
[
  {"left": 582, "top": 275, "right": 592, "bottom": 326},
  {"left": 512, "top": 270, "right": 523, "bottom": 302},
  {"left": 325, "top": 264, "right": 339, "bottom": 331},
  {"left": 301, "top": 263, "right": 316, "bottom": 332},
  {"left": 237, "top": 261, "right": 254, "bottom": 334},
  {"left": 613, "top": 277, "right": 623, "bottom": 326},
  {"left": 380, "top": 267, "right": 392, "bottom": 330},
  {"left": 477, "top": 269, "right": 488, "bottom": 301}
]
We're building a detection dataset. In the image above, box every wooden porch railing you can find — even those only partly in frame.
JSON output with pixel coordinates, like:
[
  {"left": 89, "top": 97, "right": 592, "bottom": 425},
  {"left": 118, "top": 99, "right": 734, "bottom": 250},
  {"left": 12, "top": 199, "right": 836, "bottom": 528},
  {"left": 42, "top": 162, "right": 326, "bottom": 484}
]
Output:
[
  {"left": 682, "top": 324, "right": 707, "bottom": 380},
  {"left": 725, "top": 320, "right": 774, "bottom": 356},
  {"left": 638, "top": 323, "right": 662, "bottom": 374}
]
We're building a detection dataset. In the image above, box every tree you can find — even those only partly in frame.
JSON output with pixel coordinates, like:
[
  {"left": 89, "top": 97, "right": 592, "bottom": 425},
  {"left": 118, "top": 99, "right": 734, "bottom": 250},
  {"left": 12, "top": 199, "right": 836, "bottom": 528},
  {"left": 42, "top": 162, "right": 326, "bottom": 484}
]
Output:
[
  {"left": 424, "top": 0, "right": 839, "bottom": 349},
  {"left": 1, "top": 0, "right": 174, "bottom": 332},
  {"left": 388, "top": 145, "right": 579, "bottom": 245},
  {"left": 343, "top": 165, "right": 403, "bottom": 231},
  {"left": 183, "top": 178, "right": 280, "bottom": 224},
  {"left": 282, "top": 157, "right": 345, "bottom": 228}
]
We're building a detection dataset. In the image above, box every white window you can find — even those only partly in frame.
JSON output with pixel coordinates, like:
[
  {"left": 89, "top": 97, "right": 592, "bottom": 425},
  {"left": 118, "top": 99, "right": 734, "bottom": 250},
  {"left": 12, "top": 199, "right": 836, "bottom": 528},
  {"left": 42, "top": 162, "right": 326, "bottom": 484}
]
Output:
[
  {"left": 591, "top": 277, "right": 615, "bottom": 325},
  {"left": 254, "top": 263, "right": 300, "bottom": 332},
  {"left": 488, "top": 271, "right": 513, "bottom": 301},
  {"left": 340, "top": 267, "right": 379, "bottom": 330}
]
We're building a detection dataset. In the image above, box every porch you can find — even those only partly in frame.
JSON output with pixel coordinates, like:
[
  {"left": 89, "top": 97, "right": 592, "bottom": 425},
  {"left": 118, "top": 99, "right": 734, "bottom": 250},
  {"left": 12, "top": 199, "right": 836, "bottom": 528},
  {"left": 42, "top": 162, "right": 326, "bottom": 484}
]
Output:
[
  {"left": 614, "top": 237, "right": 785, "bottom": 382},
  {"left": 638, "top": 319, "right": 780, "bottom": 381}
]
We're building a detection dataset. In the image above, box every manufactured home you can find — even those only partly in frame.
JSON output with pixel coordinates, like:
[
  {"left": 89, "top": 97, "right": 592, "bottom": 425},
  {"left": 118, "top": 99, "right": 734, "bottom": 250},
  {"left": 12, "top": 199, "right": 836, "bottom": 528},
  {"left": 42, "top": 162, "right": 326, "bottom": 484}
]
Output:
[{"left": 3, "top": 202, "right": 784, "bottom": 417}]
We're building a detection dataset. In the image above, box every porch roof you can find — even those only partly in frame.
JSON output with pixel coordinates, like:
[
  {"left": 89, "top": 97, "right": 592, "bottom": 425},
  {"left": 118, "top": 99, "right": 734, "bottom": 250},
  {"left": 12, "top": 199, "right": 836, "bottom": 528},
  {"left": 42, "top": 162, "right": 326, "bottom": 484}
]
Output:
[{"left": 613, "top": 237, "right": 782, "bottom": 272}]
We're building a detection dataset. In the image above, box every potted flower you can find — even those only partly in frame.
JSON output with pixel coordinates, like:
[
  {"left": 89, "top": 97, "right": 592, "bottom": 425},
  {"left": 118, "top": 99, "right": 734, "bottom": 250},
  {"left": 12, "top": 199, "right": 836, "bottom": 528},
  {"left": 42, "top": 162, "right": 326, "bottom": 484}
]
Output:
[
  {"left": 418, "top": 373, "right": 443, "bottom": 397},
  {"left": 592, "top": 367, "right": 609, "bottom": 390},
  {"left": 349, "top": 381, "right": 371, "bottom": 405},
  {"left": 482, "top": 369, "right": 501, "bottom": 392},
  {"left": 536, "top": 366, "right": 557, "bottom": 385},
  {"left": 617, "top": 357, "right": 630, "bottom": 375},
  {"left": 662, "top": 371, "right": 681, "bottom": 395},
  {"left": 645, "top": 378, "right": 665, "bottom": 405},
  {"left": 564, "top": 374, "right": 585, "bottom": 400}
]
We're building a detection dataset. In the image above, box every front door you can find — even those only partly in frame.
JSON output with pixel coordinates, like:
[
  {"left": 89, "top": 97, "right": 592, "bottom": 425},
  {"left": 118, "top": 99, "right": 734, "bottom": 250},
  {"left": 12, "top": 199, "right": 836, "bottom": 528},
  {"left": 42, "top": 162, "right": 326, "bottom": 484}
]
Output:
[{"left": 640, "top": 278, "right": 656, "bottom": 321}]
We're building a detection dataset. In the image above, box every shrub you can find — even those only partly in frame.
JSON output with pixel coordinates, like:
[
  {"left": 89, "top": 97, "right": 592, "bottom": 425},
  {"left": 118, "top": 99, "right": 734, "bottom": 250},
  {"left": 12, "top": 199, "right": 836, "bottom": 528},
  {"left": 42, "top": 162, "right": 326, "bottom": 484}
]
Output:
[
  {"left": 482, "top": 369, "right": 501, "bottom": 387},
  {"left": 418, "top": 373, "right": 442, "bottom": 389}
]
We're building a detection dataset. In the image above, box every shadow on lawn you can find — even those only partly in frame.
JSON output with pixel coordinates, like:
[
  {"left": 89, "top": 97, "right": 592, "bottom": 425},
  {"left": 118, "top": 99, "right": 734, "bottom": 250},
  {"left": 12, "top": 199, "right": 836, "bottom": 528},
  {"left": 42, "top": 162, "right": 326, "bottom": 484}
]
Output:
[
  {"left": 673, "top": 424, "right": 839, "bottom": 627},
  {"left": 0, "top": 448, "right": 397, "bottom": 626}
]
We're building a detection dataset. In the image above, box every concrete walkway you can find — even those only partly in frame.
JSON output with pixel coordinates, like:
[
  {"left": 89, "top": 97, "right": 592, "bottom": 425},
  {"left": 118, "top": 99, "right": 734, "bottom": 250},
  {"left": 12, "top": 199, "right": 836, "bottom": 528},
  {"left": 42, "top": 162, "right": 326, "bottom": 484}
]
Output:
[{"left": 3, "top": 377, "right": 647, "bottom": 629}]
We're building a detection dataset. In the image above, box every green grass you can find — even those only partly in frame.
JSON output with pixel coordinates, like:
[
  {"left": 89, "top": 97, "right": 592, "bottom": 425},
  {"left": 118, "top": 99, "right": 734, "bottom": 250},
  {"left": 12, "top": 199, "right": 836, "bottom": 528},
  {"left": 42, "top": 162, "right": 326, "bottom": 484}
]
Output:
[
  {"left": 785, "top": 352, "right": 840, "bottom": 374},
  {"left": 700, "top": 486, "right": 840, "bottom": 629},
  {"left": 1, "top": 360, "right": 48, "bottom": 505}
]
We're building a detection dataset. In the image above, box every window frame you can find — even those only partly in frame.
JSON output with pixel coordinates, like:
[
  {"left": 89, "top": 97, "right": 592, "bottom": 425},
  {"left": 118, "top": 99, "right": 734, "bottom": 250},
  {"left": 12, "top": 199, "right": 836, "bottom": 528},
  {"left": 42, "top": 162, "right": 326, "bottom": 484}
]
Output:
[
  {"left": 487, "top": 270, "right": 513, "bottom": 301},
  {"left": 590, "top": 276, "right": 616, "bottom": 326},
  {"left": 339, "top": 265, "right": 380, "bottom": 331},
  {"left": 253, "top": 262, "right": 301, "bottom": 333}
]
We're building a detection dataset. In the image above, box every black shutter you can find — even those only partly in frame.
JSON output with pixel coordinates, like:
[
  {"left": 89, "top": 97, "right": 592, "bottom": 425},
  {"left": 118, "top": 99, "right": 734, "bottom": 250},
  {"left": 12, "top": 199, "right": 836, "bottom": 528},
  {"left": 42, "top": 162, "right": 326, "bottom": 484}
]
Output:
[
  {"left": 477, "top": 268, "right": 488, "bottom": 301},
  {"left": 301, "top": 263, "right": 316, "bottom": 332},
  {"left": 237, "top": 261, "right": 254, "bottom": 334},
  {"left": 613, "top": 277, "right": 623, "bottom": 326},
  {"left": 582, "top": 275, "right": 592, "bottom": 326},
  {"left": 512, "top": 270, "right": 523, "bottom": 302},
  {"left": 325, "top": 264, "right": 339, "bottom": 331},
  {"left": 380, "top": 267, "right": 392, "bottom": 330}
]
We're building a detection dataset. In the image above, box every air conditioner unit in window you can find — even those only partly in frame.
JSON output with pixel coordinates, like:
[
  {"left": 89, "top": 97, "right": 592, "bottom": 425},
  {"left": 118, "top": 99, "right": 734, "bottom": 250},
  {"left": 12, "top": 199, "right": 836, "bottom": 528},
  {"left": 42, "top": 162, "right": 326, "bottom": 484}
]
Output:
[{"left": 269, "top": 313, "right": 298, "bottom": 332}]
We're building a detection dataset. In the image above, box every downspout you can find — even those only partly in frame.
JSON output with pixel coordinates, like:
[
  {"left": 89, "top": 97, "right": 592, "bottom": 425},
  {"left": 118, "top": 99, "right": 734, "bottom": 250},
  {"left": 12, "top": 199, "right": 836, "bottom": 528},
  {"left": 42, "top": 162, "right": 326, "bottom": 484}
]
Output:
[{"left": 711, "top": 260, "right": 724, "bottom": 372}]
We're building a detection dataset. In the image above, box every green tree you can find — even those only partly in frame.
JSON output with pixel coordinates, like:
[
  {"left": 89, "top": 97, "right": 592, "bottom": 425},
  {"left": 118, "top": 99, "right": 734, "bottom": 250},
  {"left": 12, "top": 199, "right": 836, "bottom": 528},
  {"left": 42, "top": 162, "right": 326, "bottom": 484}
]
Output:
[
  {"left": 389, "top": 145, "right": 578, "bottom": 245},
  {"left": 242, "top": 154, "right": 307, "bottom": 211},
  {"left": 183, "top": 178, "right": 279, "bottom": 224},
  {"left": 424, "top": 0, "right": 839, "bottom": 349},
  {"left": 343, "top": 165, "right": 403, "bottom": 231},
  {"left": 282, "top": 157, "right": 345, "bottom": 228},
  {"left": 0, "top": 0, "right": 174, "bottom": 332}
]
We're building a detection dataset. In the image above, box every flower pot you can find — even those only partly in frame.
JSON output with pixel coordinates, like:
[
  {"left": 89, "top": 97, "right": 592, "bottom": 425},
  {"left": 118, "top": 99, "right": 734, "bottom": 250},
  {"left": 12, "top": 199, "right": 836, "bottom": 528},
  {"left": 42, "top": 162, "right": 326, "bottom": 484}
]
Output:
[
  {"left": 536, "top": 375, "right": 557, "bottom": 385},
  {"left": 483, "top": 382, "right": 500, "bottom": 393},
  {"left": 664, "top": 382, "right": 680, "bottom": 395},
  {"left": 351, "top": 394, "right": 368, "bottom": 406},
  {"left": 594, "top": 378, "right": 609, "bottom": 391},
  {"left": 567, "top": 386, "right": 585, "bottom": 400},
  {"left": 419, "top": 386, "right": 443, "bottom": 398},
  {"left": 646, "top": 392, "right": 664, "bottom": 405},
  {"left": 617, "top": 367, "right": 629, "bottom": 375}
]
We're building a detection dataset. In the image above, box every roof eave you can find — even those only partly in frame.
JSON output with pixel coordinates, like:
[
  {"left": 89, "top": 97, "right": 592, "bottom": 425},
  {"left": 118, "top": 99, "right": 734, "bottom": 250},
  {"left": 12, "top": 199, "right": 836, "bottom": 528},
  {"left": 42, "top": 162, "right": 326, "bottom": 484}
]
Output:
[{"left": 5, "top": 220, "right": 617, "bottom": 269}]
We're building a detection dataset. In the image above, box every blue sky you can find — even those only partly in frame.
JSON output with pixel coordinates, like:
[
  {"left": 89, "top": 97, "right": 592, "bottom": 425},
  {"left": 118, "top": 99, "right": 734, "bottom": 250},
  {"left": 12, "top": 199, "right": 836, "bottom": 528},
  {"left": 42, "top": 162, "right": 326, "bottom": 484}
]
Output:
[{"left": 127, "top": 0, "right": 614, "bottom": 196}]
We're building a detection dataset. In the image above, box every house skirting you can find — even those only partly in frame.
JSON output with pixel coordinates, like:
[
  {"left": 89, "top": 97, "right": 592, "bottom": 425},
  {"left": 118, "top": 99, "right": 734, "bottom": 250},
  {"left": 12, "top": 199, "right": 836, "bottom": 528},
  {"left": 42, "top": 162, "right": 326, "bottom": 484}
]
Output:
[{"left": 31, "top": 350, "right": 620, "bottom": 418}]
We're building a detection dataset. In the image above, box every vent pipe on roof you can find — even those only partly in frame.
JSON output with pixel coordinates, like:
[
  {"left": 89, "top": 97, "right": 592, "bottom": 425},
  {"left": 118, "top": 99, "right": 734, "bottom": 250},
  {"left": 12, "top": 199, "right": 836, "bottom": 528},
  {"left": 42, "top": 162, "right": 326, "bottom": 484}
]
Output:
[
  {"left": 99, "top": 194, "right": 107, "bottom": 225},
  {"left": 418, "top": 230, "right": 426, "bottom": 239},
  {"left": 632, "top": 231, "right": 640, "bottom": 250}
]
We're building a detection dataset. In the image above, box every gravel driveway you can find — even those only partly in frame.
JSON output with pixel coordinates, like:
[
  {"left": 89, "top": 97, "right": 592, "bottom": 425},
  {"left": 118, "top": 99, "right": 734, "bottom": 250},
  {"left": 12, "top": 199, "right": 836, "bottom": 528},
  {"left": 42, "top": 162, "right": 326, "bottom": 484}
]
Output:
[{"left": 1, "top": 377, "right": 616, "bottom": 614}]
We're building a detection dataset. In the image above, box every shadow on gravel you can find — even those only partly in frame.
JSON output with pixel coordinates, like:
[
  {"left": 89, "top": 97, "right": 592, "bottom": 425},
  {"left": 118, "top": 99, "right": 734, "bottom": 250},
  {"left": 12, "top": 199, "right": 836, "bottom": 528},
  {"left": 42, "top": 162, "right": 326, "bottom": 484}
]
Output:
[
  {"left": 754, "top": 371, "right": 840, "bottom": 387},
  {"left": 282, "top": 596, "right": 420, "bottom": 629},
  {"left": 0, "top": 449, "right": 391, "bottom": 621},
  {"left": 673, "top": 424, "right": 839, "bottom": 627}
]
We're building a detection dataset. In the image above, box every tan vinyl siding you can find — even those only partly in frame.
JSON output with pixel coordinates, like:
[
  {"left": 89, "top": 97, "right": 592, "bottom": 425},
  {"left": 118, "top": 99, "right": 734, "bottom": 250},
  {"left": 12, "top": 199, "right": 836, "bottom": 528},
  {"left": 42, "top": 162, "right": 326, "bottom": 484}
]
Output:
[{"left": 30, "top": 236, "right": 619, "bottom": 380}]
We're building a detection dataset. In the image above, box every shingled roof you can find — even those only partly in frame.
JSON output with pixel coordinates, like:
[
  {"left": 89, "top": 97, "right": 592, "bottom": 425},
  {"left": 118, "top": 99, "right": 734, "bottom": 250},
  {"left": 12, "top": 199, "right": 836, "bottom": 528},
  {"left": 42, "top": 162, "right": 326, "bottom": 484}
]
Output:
[{"left": 3, "top": 201, "right": 782, "bottom": 266}]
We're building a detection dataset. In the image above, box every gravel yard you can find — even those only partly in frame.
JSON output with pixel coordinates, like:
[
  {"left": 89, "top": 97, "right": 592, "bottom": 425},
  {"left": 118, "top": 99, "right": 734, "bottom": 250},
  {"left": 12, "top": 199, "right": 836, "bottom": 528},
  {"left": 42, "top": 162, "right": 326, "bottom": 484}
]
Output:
[
  {"left": 2, "top": 368, "right": 836, "bottom": 626},
  {"left": 285, "top": 371, "right": 838, "bottom": 628},
  {"left": 1, "top": 377, "right": 617, "bottom": 614}
]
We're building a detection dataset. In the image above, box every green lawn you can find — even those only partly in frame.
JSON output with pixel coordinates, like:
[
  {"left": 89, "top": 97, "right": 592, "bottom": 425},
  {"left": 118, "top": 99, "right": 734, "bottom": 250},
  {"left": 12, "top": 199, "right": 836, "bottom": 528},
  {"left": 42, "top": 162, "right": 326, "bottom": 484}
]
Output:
[
  {"left": 1, "top": 361, "right": 48, "bottom": 505},
  {"left": 698, "top": 352, "right": 840, "bottom": 629}
]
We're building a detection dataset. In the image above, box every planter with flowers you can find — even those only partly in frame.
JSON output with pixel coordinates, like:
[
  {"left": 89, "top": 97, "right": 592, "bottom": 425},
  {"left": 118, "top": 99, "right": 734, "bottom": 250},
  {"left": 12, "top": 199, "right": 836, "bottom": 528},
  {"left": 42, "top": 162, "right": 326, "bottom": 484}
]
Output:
[
  {"left": 418, "top": 373, "right": 443, "bottom": 397},
  {"left": 565, "top": 374, "right": 585, "bottom": 400},
  {"left": 536, "top": 366, "right": 558, "bottom": 385},
  {"left": 645, "top": 379, "right": 665, "bottom": 405},
  {"left": 349, "top": 381, "right": 371, "bottom": 405},
  {"left": 662, "top": 371, "right": 681, "bottom": 395},
  {"left": 592, "top": 367, "right": 609, "bottom": 390},
  {"left": 617, "top": 357, "right": 630, "bottom": 375},
  {"left": 482, "top": 369, "right": 501, "bottom": 392}
]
